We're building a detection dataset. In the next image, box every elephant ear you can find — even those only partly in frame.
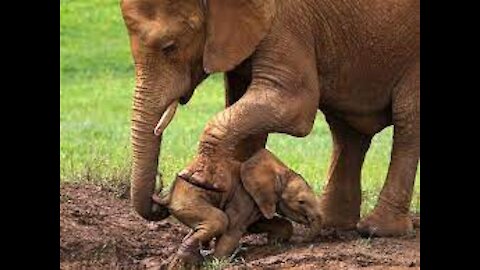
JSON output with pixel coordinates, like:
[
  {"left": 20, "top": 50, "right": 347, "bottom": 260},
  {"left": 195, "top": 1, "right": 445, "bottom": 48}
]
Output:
[
  {"left": 240, "top": 149, "right": 289, "bottom": 219},
  {"left": 203, "top": 0, "right": 276, "bottom": 73}
]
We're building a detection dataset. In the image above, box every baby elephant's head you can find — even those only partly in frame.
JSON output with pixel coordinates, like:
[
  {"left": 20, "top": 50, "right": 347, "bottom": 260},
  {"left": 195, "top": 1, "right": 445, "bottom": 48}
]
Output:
[{"left": 241, "top": 149, "right": 323, "bottom": 235}]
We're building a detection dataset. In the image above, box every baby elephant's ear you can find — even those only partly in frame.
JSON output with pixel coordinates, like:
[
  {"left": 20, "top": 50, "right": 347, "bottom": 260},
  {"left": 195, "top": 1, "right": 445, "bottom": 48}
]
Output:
[{"left": 241, "top": 149, "right": 289, "bottom": 219}]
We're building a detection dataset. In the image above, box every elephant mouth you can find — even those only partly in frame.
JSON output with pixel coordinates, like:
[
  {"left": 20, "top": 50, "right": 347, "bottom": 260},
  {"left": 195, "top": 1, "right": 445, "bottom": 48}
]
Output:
[
  {"left": 179, "top": 71, "right": 207, "bottom": 105},
  {"left": 278, "top": 202, "right": 310, "bottom": 225},
  {"left": 153, "top": 74, "right": 202, "bottom": 136},
  {"left": 152, "top": 86, "right": 197, "bottom": 136},
  {"left": 179, "top": 90, "right": 194, "bottom": 105}
]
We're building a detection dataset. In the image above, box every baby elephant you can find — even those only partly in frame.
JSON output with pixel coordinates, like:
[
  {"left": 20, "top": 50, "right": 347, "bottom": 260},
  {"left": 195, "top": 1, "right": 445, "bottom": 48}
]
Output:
[{"left": 153, "top": 149, "right": 322, "bottom": 268}]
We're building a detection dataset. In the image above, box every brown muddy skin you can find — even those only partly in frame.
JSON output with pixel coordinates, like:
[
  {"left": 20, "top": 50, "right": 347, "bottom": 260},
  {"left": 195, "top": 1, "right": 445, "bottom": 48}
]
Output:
[
  {"left": 156, "top": 149, "right": 322, "bottom": 268},
  {"left": 121, "top": 0, "right": 420, "bottom": 238},
  {"left": 60, "top": 183, "right": 419, "bottom": 270},
  {"left": 181, "top": 0, "right": 420, "bottom": 238}
]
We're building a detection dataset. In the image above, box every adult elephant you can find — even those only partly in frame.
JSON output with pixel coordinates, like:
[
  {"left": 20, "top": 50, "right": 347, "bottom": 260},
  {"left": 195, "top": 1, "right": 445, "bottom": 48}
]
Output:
[{"left": 120, "top": 0, "right": 419, "bottom": 237}]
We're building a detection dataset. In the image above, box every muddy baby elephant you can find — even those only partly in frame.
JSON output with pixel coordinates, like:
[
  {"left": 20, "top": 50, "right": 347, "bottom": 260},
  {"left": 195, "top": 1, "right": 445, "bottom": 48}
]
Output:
[{"left": 152, "top": 149, "right": 322, "bottom": 268}]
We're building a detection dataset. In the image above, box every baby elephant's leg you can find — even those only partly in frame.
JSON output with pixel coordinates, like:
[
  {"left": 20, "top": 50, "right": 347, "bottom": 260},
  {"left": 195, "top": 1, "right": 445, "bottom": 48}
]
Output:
[
  {"left": 173, "top": 205, "right": 229, "bottom": 264},
  {"left": 248, "top": 217, "right": 293, "bottom": 244},
  {"left": 213, "top": 229, "right": 244, "bottom": 258}
]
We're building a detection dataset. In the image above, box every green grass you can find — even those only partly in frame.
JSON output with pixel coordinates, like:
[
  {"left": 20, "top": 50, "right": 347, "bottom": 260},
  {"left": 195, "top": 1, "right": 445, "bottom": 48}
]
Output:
[
  {"left": 60, "top": 0, "right": 419, "bottom": 214},
  {"left": 202, "top": 258, "right": 231, "bottom": 270}
]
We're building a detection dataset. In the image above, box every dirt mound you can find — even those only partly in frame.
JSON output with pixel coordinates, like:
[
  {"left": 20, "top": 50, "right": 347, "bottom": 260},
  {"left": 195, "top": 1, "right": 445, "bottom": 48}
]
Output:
[{"left": 60, "top": 183, "right": 420, "bottom": 269}]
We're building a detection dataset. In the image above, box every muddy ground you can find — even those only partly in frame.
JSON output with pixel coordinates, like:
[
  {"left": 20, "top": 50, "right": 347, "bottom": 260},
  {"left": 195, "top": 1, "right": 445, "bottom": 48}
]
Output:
[{"left": 60, "top": 183, "right": 420, "bottom": 270}]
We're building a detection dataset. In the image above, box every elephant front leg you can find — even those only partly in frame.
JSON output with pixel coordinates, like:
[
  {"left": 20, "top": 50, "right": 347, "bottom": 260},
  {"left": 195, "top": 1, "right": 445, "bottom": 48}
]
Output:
[
  {"left": 179, "top": 84, "right": 318, "bottom": 191},
  {"left": 319, "top": 115, "right": 372, "bottom": 230},
  {"left": 357, "top": 63, "right": 420, "bottom": 237},
  {"left": 225, "top": 61, "right": 268, "bottom": 162},
  {"left": 247, "top": 217, "right": 293, "bottom": 244}
]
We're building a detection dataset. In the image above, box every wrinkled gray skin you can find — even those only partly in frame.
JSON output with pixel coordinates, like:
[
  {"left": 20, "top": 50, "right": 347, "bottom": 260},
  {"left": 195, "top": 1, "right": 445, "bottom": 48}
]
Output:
[{"left": 120, "top": 0, "right": 419, "bottom": 237}]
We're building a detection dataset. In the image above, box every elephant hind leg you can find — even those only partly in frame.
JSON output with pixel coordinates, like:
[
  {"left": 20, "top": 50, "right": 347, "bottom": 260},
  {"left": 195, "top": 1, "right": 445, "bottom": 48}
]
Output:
[
  {"left": 213, "top": 229, "right": 245, "bottom": 259},
  {"left": 357, "top": 62, "right": 420, "bottom": 237},
  {"left": 171, "top": 205, "right": 229, "bottom": 265},
  {"left": 319, "top": 115, "right": 372, "bottom": 230}
]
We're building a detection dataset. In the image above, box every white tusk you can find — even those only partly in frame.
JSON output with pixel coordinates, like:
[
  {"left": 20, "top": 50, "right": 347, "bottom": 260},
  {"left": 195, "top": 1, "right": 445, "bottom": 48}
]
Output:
[{"left": 154, "top": 100, "right": 178, "bottom": 136}]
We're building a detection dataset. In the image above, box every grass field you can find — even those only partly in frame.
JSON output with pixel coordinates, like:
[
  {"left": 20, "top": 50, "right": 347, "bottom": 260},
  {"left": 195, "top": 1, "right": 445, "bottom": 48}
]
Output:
[{"left": 60, "top": 0, "right": 419, "bottom": 214}]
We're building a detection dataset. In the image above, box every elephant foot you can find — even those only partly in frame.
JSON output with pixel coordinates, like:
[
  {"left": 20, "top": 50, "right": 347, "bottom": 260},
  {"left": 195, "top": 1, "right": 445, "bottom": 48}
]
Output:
[
  {"left": 176, "top": 232, "right": 204, "bottom": 263},
  {"left": 163, "top": 254, "right": 202, "bottom": 270},
  {"left": 161, "top": 246, "right": 203, "bottom": 270},
  {"left": 356, "top": 208, "right": 414, "bottom": 237},
  {"left": 179, "top": 154, "right": 235, "bottom": 192},
  {"left": 319, "top": 196, "right": 360, "bottom": 231},
  {"left": 321, "top": 217, "right": 358, "bottom": 231}
]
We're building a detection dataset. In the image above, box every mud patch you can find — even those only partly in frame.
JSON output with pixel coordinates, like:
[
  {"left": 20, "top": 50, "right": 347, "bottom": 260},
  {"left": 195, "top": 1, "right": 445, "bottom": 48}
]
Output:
[{"left": 60, "top": 183, "right": 419, "bottom": 269}]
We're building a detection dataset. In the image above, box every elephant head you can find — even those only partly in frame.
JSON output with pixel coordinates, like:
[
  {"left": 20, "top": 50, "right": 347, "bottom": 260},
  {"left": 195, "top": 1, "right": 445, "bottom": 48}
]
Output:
[
  {"left": 120, "top": 0, "right": 277, "bottom": 220},
  {"left": 120, "top": 0, "right": 206, "bottom": 220},
  {"left": 241, "top": 149, "right": 323, "bottom": 236}
]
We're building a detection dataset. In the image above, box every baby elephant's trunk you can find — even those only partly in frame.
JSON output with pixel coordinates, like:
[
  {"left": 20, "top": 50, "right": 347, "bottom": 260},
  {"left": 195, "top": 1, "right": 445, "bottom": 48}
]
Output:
[
  {"left": 304, "top": 198, "right": 324, "bottom": 240},
  {"left": 308, "top": 217, "right": 323, "bottom": 238}
]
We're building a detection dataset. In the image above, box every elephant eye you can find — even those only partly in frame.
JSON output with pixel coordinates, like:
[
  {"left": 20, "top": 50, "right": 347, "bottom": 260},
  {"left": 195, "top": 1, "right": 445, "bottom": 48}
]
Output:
[{"left": 162, "top": 40, "right": 177, "bottom": 55}]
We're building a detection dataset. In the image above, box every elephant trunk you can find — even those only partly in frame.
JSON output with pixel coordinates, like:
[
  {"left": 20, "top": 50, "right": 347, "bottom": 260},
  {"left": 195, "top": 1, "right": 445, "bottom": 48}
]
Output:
[
  {"left": 307, "top": 216, "right": 323, "bottom": 238},
  {"left": 130, "top": 71, "right": 177, "bottom": 221},
  {"left": 306, "top": 199, "right": 324, "bottom": 239}
]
